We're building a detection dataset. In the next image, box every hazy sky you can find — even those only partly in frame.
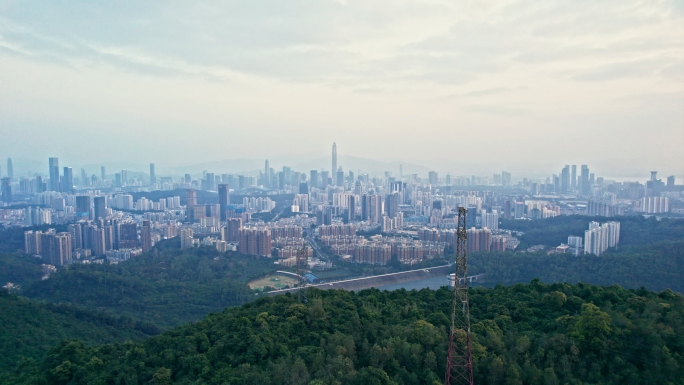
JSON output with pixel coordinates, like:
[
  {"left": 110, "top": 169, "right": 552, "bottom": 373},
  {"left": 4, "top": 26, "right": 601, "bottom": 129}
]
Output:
[{"left": 0, "top": 0, "right": 682, "bottom": 178}]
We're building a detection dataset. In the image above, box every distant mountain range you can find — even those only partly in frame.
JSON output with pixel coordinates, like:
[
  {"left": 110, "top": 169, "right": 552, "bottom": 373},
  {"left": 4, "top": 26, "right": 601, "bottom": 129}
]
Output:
[{"left": 3, "top": 156, "right": 672, "bottom": 182}]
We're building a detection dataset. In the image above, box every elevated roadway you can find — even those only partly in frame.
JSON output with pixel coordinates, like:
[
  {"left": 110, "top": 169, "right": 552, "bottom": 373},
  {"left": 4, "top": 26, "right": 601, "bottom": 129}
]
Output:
[{"left": 267, "top": 264, "right": 484, "bottom": 295}]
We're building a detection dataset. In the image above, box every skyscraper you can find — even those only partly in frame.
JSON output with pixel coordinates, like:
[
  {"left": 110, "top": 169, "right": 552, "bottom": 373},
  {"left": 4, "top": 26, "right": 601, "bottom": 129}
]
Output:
[
  {"left": 386, "top": 192, "right": 400, "bottom": 218},
  {"left": 6, "top": 158, "right": 13, "bottom": 180},
  {"left": 310, "top": 170, "right": 319, "bottom": 189},
  {"left": 332, "top": 142, "right": 337, "bottom": 175},
  {"left": 49, "top": 157, "right": 60, "bottom": 191},
  {"left": 101, "top": 166, "right": 106, "bottom": 181},
  {"left": 348, "top": 195, "right": 356, "bottom": 222},
  {"left": 264, "top": 160, "right": 270, "bottom": 187},
  {"left": 1, "top": 178, "right": 11, "bottom": 203},
  {"left": 571, "top": 165, "right": 577, "bottom": 189},
  {"left": 80, "top": 168, "right": 88, "bottom": 187},
  {"left": 581, "top": 165, "right": 590, "bottom": 194},
  {"left": 93, "top": 196, "right": 106, "bottom": 219},
  {"left": 561, "top": 165, "right": 570, "bottom": 194},
  {"left": 62, "top": 167, "right": 74, "bottom": 194},
  {"left": 150, "top": 163, "right": 156, "bottom": 185},
  {"left": 75, "top": 196, "right": 91, "bottom": 220},
  {"left": 119, "top": 223, "right": 138, "bottom": 249},
  {"left": 218, "top": 184, "right": 230, "bottom": 221}
]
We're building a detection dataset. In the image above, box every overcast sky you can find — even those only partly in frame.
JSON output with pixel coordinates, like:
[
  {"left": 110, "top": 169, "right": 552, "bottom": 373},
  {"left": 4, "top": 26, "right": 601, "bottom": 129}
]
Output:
[{"left": 0, "top": 0, "right": 682, "bottom": 179}]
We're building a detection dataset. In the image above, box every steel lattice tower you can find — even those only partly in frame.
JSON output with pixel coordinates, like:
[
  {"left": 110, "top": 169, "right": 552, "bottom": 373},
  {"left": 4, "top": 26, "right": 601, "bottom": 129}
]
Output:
[
  {"left": 296, "top": 248, "right": 308, "bottom": 303},
  {"left": 444, "top": 207, "right": 474, "bottom": 385}
]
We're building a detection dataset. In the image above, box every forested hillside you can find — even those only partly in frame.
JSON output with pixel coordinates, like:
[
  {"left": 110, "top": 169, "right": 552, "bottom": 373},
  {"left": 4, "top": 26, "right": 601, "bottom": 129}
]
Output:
[
  {"left": 0, "top": 291, "right": 158, "bottom": 380},
  {"left": 0, "top": 252, "right": 44, "bottom": 288},
  {"left": 8, "top": 282, "right": 683, "bottom": 385},
  {"left": 22, "top": 247, "right": 278, "bottom": 329},
  {"left": 469, "top": 241, "right": 684, "bottom": 293},
  {"left": 500, "top": 215, "right": 684, "bottom": 249}
]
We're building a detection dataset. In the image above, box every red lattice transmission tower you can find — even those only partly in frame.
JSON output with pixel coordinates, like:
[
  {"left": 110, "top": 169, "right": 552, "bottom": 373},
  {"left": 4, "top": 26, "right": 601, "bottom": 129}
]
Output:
[{"left": 444, "top": 207, "right": 474, "bottom": 385}]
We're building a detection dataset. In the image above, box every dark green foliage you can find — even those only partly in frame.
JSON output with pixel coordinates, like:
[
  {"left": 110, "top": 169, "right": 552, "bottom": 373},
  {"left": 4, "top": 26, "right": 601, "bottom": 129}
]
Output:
[
  {"left": 22, "top": 247, "right": 277, "bottom": 329},
  {"left": 501, "top": 215, "right": 684, "bottom": 249},
  {"left": 8, "top": 283, "right": 684, "bottom": 384},
  {"left": 469, "top": 241, "right": 684, "bottom": 293},
  {"left": 0, "top": 252, "right": 44, "bottom": 288},
  {"left": 0, "top": 290, "right": 157, "bottom": 379}
]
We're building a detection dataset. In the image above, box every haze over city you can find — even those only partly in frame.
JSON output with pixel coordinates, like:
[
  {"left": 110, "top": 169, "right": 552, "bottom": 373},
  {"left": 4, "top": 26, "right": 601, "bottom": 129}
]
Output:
[
  {"left": 2, "top": 2, "right": 684, "bottom": 385},
  {"left": 0, "top": 0, "right": 683, "bottom": 179}
]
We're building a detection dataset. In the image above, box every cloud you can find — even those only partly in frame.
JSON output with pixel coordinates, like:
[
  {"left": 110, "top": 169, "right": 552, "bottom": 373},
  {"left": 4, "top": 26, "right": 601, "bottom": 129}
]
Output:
[
  {"left": 0, "top": 0, "right": 681, "bottom": 175},
  {"left": 571, "top": 57, "right": 674, "bottom": 82}
]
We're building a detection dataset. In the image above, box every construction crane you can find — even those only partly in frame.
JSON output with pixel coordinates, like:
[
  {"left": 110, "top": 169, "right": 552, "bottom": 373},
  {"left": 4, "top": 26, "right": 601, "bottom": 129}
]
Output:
[{"left": 444, "top": 207, "right": 474, "bottom": 385}]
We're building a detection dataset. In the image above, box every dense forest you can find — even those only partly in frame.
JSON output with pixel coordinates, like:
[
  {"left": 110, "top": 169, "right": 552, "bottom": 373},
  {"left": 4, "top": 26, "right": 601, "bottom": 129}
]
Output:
[
  {"left": 1, "top": 216, "right": 682, "bottom": 383},
  {"left": 6, "top": 282, "right": 683, "bottom": 384},
  {"left": 0, "top": 291, "right": 158, "bottom": 380},
  {"left": 0, "top": 252, "right": 44, "bottom": 288},
  {"left": 500, "top": 215, "right": 684, "bottom": 249},
  {"left": 469, "top": 241, "right": 684, "bottom": 293},
  {"left": 21, "top": 246, "right": 278, "bottom": 329}
]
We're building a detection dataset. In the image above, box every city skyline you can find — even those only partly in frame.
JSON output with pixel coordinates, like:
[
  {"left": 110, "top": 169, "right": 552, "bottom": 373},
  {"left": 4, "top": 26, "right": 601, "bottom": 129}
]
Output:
[
  {"left": 0, "top": 1, "right": 682, "bottom": 175},
  {"left": 0, "top": 151, "right": 681, "bottom": 183}
]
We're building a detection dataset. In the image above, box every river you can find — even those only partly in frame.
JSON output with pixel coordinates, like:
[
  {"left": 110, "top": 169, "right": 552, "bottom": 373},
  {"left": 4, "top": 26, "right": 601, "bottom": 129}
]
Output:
[{"left": 374, "top": 275, "right": 491, "bottom": 291}]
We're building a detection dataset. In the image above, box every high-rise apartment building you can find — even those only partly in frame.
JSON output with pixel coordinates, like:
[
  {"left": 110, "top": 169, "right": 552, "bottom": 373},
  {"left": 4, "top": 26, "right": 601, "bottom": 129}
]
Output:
[
  {"left": 502, "top": 171, "right": 511, "bottom": 186},
  {"left": 34, "top": 230, "right": 72, "bottom": 266},
  {"left": 62, "top": 167, "right": 74, "bottom": 194},
  {"left": 348, "top": 195, "right": 356, "bottom": 222},
  {"left": 75, "top": 196, "right": 91, "bottom": 220},
  {"left": 150, "top": 163, "right": 156, "bottom": 185},
  {"left": 336, "top": 170, "right": 344, "bottom": 187},
  {"left": 584, "top": 221, "right": 620, "bottom": 256},
  {"left": 386, "top": 192, "right": 400, "bottom": 218},
  {"left": 141, "top": 220, "right": 152, "bottom": 252},
  {"left": 264, "top": 160, "right": 270, "bottom": 187},
  {"left": 218, "top": 184, "right": 230, "bottom": 221},
  {"left": 238, "top": 227, "right": 271, "bottom": 256},
  {"left": 180, "top": 228, "right": 194, "bottom": 249},
  {"left": 310, "top": 170, "right": 319, "bottom": 189},
  {"left": 49, "top": 157, "right": 60, "bottom": 191},
  {"left": 119, "top": 223, "right": 138, "bottom": 249},
  {"left": 222, "top": 218, "right": 242, "bottom": 242},
  {"left": 1, "top": 178, "right": 11, "bottom": 203},
  {"left": 581, "top": 165, "right": 590, "bottom": 194},
  {"left": 640, "top": 197, "right": 669, "bottom": 213},
  {"left": 361, "top": 194, "right": 383, "bottom": 223},
  {"left": 561, "top": 165, "right": 570, "bottom": 194},
  {"left": 93, "top": 196, "right": 106, "bottom": 219},
  {"left": 481, "top": 210, "right": 499, "bottom": 230},
  {"left": 24, "top": 230, "right": 43, "bottom": 255},
  {"left": 186, "top": 189, "right": 197, "bottom": 222},
  {"left": 6, "top": 158, "right": 13, "bottom": 180},
  {"left": 332, "top": 142, "right": 337, "bottom": 177},
  {"left": 320, "top": 171, "right": 330, "bottom": 188},
  {"left": 667, "top": 176, "right": 675, "bottom": 188},
  {"left": 466, "top": 227, "right": 492, "bottom": 253},
  {"left": 571, "top": 165, "right": 577, "bottom": 189}
]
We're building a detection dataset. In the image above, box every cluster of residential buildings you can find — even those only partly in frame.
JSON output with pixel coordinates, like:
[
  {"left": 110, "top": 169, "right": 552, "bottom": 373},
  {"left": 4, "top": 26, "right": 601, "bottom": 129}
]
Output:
[
  {"left": 555, "top": 221, "right": 621, "bottom": 256},
  {"left": 2, "top": 150, "right": 682, "bottom": 271}
]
